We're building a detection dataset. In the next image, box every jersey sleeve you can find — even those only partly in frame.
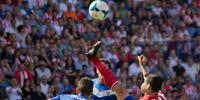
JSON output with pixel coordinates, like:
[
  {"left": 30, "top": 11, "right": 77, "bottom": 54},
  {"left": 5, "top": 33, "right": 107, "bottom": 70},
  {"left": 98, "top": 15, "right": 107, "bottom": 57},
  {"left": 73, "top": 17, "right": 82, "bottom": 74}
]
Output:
[
  {"left": 50, "top": 95, "right": 60, "bottom": 100},
  {"left": 50, "top": 94, "right": 81, "bottom": 100},
  {"left": 5, "top": 86, "right": 11, "bottom": 92},
  {"left": 50, "top": 95, "right": 69, "bottom": 100},
  {"left": 124, "top": 96, "right": 135, "bottom": 100}
]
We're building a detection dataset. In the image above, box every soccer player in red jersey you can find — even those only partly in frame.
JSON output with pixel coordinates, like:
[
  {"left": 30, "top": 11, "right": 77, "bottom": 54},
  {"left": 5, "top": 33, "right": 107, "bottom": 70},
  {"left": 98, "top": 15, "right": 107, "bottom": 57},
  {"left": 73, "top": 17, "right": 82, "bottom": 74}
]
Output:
[
  {"left": 86, "top": 41, "right": 166, "bottom": 100},
  {"left": 137, "top": 55, "right": 166, "bottom": 100}
]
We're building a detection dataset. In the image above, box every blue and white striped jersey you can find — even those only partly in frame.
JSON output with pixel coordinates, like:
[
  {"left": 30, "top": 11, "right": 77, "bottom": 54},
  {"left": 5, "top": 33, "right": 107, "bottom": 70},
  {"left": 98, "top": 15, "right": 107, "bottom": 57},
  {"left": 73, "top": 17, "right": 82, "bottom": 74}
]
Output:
[
  {"left": 51, "top": 94, "right": 88, "bottom": 100},
  {"left": 91, "top": 78, "right": 118, "bottom": 100}
]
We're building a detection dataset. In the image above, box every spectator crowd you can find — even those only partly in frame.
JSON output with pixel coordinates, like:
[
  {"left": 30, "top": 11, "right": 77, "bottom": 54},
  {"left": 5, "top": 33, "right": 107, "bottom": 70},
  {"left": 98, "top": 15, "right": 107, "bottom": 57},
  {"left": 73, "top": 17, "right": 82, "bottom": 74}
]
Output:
[{"left": 0, "top": 0, "right": 200, "bottom": 100}]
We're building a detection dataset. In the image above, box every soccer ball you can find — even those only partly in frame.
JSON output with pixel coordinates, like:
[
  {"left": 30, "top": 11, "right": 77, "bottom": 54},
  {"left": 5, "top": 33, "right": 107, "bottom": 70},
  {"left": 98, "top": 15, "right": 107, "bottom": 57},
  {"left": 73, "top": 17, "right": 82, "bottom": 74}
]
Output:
[{"left": 89, "top": 0, "right": 109, "bottom": 20}]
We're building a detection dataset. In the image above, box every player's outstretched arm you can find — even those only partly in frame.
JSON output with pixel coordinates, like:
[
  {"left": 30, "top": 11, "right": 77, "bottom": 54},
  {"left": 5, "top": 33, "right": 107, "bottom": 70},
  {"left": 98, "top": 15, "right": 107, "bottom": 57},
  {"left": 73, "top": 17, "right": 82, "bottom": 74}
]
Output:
[{"left": 137, "top": 55, "right": 149, "bottom": 78}]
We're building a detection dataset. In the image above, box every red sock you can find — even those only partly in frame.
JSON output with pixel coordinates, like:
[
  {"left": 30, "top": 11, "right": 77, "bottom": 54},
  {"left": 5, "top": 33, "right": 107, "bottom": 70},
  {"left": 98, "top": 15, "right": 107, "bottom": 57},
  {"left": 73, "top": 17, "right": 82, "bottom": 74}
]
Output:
[{"left": 90, "top": 57, "right": 119, "bottom": 89}]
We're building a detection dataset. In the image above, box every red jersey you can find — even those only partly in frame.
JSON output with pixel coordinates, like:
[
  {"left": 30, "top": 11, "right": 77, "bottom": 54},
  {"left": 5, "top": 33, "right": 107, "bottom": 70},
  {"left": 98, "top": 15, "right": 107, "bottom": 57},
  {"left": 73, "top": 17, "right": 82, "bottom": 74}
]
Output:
[{"left": 140, "top": 91, "right": 166, "bottom": 100}]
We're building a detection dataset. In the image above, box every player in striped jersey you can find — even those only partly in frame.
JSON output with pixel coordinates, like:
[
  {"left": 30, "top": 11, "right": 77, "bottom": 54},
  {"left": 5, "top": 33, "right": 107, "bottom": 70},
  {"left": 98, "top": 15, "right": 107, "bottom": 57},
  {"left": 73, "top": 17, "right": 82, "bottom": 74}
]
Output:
[
  {"left": 86, "top": 41, "right": 166, "bottom": 100},
  {"left": 86, "top": 41, "right": 135, "bottom": 100},
  {"left": 49, "top": 77, "right": 93, "bottom": 100},
  {"left": 92, "top": 59, "right": 118, "bottom": 100}
]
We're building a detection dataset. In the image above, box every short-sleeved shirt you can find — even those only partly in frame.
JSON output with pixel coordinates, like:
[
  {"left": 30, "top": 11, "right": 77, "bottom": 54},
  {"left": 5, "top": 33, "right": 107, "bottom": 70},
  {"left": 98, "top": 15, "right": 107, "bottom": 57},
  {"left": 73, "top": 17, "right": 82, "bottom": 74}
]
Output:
[
  {"left": 140, "top": 91, "right": 166, "bottom": 100},
  {"left": 6, "top": 86, "right": 22, "bottom": 100},
  {"left": 92, "top": 78, "right": 118, "bottom": 100}
]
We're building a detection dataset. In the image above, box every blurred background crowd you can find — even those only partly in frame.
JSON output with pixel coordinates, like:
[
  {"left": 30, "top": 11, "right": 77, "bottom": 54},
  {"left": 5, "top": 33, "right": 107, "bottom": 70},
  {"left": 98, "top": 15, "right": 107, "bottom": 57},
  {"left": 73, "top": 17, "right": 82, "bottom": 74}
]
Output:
[{"left": 0, "top": 0, "right": 200, "bottom": 100}]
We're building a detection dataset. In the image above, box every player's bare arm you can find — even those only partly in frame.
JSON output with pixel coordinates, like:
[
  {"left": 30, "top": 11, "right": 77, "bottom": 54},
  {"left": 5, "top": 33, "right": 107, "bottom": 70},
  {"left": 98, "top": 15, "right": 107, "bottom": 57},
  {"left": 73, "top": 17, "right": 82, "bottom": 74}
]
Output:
[
  {"left": 137, "top": 55, "right": 149, "bottom": 78},
  {"left": 112, "top": 83, "right": 130, "bottom": 100}
]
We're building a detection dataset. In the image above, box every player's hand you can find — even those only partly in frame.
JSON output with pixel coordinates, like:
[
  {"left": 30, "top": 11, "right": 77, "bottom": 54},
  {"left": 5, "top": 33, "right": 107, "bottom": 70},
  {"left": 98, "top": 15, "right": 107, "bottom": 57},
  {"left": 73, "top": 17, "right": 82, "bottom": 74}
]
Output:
[{"left": 137, "top": 55, "right": 147, "bottom": 66}]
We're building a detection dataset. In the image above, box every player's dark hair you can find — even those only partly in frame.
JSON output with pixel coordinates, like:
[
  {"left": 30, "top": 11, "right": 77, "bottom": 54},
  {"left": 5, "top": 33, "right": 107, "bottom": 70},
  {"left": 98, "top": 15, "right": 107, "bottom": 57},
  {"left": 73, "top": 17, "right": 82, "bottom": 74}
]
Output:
[
  {"left": 146, "top": 74, "right": 163, "bottom": 92},
  {"left": 78, "top": 77, "right": 93, "bottom": 96},
  {"left": 100, "top": 58, "right": 112, "bottom": 69}
]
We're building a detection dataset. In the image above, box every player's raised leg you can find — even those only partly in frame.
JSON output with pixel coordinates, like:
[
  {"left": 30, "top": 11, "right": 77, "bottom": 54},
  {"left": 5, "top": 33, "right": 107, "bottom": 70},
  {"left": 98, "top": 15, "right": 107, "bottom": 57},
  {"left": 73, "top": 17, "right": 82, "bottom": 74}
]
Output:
[{"left": 86, "top": 41, "right": 135, "bottom": 100}]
